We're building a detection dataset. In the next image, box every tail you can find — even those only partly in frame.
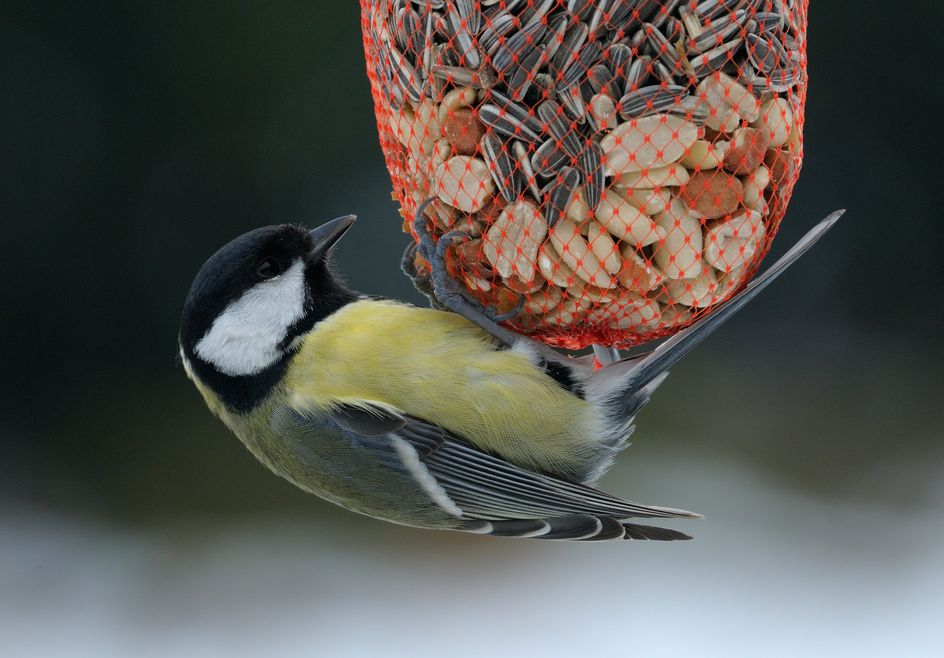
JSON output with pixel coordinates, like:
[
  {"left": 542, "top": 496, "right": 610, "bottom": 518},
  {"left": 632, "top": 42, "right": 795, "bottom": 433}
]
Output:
[
  {"left": 589, "top": 210, "right": 845, "bottom": 417},
  {"left": 460, "top": 514, "right": 693, "bottom": 541}
]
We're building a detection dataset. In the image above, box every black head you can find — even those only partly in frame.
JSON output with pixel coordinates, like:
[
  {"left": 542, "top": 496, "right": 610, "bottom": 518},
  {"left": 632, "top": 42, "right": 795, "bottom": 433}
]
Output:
[{"left": 179, "top": 216, "right": 358, "bottom": 412}]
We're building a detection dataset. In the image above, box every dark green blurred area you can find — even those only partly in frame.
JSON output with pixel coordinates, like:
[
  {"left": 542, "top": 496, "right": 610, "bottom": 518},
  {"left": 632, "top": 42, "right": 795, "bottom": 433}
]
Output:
[{"left": 2, "top": 1, "right": 942, "bottom": 528}]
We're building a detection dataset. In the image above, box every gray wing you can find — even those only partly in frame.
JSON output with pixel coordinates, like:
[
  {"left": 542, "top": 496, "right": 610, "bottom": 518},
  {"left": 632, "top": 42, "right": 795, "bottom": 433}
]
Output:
[{"left": 317, "top": 404, "right": 699, "bottom": 541}]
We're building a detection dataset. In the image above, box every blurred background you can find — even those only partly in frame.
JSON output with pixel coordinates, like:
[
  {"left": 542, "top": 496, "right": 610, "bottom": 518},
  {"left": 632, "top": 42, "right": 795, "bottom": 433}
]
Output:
[{"left": 2, "top": 2, "right": 941, "bottom": 656}]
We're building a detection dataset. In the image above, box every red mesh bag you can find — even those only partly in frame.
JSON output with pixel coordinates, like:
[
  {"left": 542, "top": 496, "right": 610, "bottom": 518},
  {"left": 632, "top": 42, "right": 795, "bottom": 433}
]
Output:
[{"left": 361, "top": 0, "right": 808, "bottom": 349}]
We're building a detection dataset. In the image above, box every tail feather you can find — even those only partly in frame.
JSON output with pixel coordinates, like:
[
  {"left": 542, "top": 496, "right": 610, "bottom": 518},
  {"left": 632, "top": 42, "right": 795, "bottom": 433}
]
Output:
[
  {"left": 460, "top": 514, "right": 693, "bottom": 541},
  {"left": 580, "top": 211, "right": 843, "bottom": 484},
  {"left": 618, "top": 211, "right": 844, "bottom": 394}
]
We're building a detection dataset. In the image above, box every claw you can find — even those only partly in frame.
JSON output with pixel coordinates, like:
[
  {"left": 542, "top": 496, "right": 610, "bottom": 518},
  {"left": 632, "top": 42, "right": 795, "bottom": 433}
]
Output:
[
  {"left": 489, "top": 293, "right": 525, "bottom": 322},
  {"left": 401, "top": 240, "right": 438, "bottom": 306},
  {"left": 408, "top": 199, "right": 566, "bottom": 363},
  {"left": 400, "top": 240, "right": 420, "bottom": 279},
  {"left": 432, "top": 230, "right": 524, "bottom": 324},
  {"left": 412, "top": 197, "right": 439, "bottom": 261},
  {"left": 431, "top": 231, "right": 489, "bottom": 306}
]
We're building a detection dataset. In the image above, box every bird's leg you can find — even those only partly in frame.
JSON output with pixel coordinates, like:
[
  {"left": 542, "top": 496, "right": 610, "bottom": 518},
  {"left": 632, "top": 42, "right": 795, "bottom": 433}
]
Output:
[
  {"left": 412, "top": 198, "right": 591, "bottom": 366},
  {"left": 432, "top": 231, "right": 524, "bottom": 321},
  {"left": 412, "top": 200, "right": 491, "bottom": 313},
  {"left": 411, "top": 198, "right": 544, "bottom": 351},
  {"left": 430, "top": 230, "right": 528, "bottom": 348},
  {"left": 400, "top": 240, "right": 445, "bottom": 310},
  {"left": 411, "top": 198, "right": 439, "bottom": 264}
]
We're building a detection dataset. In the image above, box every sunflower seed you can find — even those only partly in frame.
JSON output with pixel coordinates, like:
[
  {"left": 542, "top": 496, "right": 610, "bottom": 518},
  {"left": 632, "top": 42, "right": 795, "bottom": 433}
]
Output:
[
  {"left": 689, "top": 38, "right": 743, "bottom": 78},
  {"left": 446, "top": 4, "right": 480, "bottom": 68},
  {"left": 531, "top": 139, "right": 570, "bottom": 177},
  {"left": 518, "top": 0, "right": 555, "bottom": 30},
  {"left": 692, "top": 10, "right": 746, "bottom": 53},
  {"left": 478, "top": 12, "right": 515, "bottom": 55},
  {"left": 420, "top": 10, "right": 436, "bottom": 76},
  {"left": 431, "top": 65, "right": 497, "bottom": 89},
  {"left": 765, "top": 66, "right": 799, "bottom": 92},
  {"left": 774, "top": 0, "right": 799, "bottom": 34},
  {"left": 623, "top": 57, "right": 649, "bottom": 94},
  {"left": 696, "top": 0, "right": 747, "bottom": 23},
  {"left": 618, "top": 85, "right": 687, "bottom": 119},
  {"left": 587, "top": 64, "right": 618, "bottom": 99},
  {"left": 605, "top": 43, "right": 632, "bottom": 75},
  {"left": 480, "top": 134, "right": 522, "bottom": 202},
  {"left": 488, "top": 89, "right": 543, "bottom": 134},
  {"left": 541, "top": 14, "right": 571, "bottom": 65},
  {"left": 514, "top": 140, "right": 541, "bottom": 199},
  {"left": 651, "top": 0, "right": 681, "bottom": 30},
  {"left": 543, "top": 166, "right": 580, "bottom": 228},
  {"left": 551, "top": 22, "right": 589, "bottom": 74},
  {"left": 588, "top": 0, "right": 613, "bottom": 36},
  {"left": 479, "top": 104, "right": 542, "bottom": 143},
  {"left": 394, "top": 6, "right": 419, "bottom": 53},
  {"left": 644, "top": 23, "right": 680, "bottom": 73},
  {"left": 377, "top": 57, "right": 404, "bottom": 108},
  {"left": 507, "top": 46, "right": 544, "bottom": 101},
  {"left": 681, "top": 5, "right": 704, "bottom": 39},
  {"left": 652, "top": 60, "right": 677, "bottom": 85},
  {"left": 561, "top": 41, "right": 603, "bottom": 88},
  {"left": 753, "top": 12, "right": 783, "bottom": 33},
  {"left": 633, "top": 0, "right": 663, "bottom": 26},
  {"left": 746, "top": 32, "right": 780, "bottom": 75},
  {"left": 666, "top": 94, "right": 710, "bottom": 124},
  {"left": 483, "top": 0, "right": 521, "bottom": 11},
  {"left": 558, "top": 82, "right": 588, "bottom": 122},
  {"left": 492, "top": 22, "right": 547, "bottom": 74},
  {"left": 580, "top": 141, "right": 604, "bottom": 210},
  {"left": 538, "top": 99, "right": 583, "bottom": 158},
  {"left": 606, "top": 0, "right": 637, "bottom": 30},
  {"left": 566, "top": 0, "right": 595, "bottom": 21},
  {"left": 455, "top": 0, "right": 481, "bottom": 36},
  {"left": 389, "top": 45, "right": 423, "bottom": 104},
  {"left": 663, "top": 16, "right": 683, "bottom": 40}
]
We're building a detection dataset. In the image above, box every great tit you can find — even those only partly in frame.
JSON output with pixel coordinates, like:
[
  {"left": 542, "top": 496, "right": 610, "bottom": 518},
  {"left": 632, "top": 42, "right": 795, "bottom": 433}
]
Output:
[{"left": 179, "top": 210, "right": 843, "bottom": 541}]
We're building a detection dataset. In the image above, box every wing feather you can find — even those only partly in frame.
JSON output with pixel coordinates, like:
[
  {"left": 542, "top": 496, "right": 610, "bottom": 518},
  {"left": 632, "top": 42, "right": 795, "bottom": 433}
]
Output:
[{"left": 320, "top": 404, "right": 699, "bottom": 542}]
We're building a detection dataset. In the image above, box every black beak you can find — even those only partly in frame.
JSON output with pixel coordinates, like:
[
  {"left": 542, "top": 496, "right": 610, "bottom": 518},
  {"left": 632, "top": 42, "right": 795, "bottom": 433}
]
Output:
[{"left": 307, "top": 215, "right": 356, "bottom": 262}]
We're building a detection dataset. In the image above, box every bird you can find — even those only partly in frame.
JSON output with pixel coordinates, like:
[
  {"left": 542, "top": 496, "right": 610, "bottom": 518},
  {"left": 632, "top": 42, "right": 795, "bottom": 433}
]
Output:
[{"left": 178, "top": 209, "right": 844, "bottom": 542}]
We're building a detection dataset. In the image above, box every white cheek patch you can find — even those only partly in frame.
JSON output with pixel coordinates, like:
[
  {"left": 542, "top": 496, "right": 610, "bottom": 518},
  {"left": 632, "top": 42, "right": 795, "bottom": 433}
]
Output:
[{"left": 195, "top": 259, "right": 307, "bottom": 377}]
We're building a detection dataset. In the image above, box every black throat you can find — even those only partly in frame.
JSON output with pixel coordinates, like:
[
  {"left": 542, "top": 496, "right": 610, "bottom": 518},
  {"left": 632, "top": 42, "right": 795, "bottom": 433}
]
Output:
[{"left": 187, "top": 351, "right": 294, "bottom": 414}]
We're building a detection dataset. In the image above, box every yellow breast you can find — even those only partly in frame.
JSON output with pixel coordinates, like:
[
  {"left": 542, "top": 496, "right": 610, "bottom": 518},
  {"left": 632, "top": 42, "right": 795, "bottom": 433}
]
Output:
[{"left": 285, "top": 299, "right": 599, "bottom": 472}]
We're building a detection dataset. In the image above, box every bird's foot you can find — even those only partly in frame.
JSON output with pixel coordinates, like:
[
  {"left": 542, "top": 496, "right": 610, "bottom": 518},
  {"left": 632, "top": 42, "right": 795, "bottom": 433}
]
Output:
[
  {"left": 410, "top": 198, "right": 526, "bottom": 348},
  {"left": 400, "top": 240, "right": 445, "bottom": 310},
  {"left": 432, "top": 230, "right": 524, "bottom": 323}
]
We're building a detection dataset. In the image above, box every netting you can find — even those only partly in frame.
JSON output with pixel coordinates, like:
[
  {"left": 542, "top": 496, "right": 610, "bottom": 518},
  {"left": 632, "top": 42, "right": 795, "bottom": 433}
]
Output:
[{"left": 361, "top": 0, "right": 807, "bottom": 349}]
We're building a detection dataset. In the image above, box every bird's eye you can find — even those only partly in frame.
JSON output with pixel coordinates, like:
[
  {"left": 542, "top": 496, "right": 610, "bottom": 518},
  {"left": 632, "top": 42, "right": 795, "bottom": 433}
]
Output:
[{"left": 256, "top": 257, "right": 281, "bottom": 279}]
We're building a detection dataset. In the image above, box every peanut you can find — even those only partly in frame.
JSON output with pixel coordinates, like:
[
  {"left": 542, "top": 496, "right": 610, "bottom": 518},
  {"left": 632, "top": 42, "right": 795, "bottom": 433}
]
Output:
[
  {"left": 595, "top": 188, "right": 665, "bottom": 246},
  {"left": 654, "top": 198, "right": 704, "bottom": 279},
  {"left": 483, "top": 199, "right": 546, "bottom": 282},
  {"left": 548, "top": 218, "right": 616, "bottom": 289}
]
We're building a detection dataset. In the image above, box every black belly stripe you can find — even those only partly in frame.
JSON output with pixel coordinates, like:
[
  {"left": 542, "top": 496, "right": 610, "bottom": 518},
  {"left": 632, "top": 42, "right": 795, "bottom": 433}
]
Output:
[{"left": 540, "top": 359, "right": 584, "bottom": 398}]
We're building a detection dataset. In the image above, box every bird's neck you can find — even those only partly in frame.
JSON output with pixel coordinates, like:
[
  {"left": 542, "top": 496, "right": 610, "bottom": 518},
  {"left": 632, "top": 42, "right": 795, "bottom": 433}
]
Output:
[
  {"left": 184, "top": 349, "right": 293, "bottom": 415},
  {"left": 186, "top": 282, "right": 359, "bottom": 414}
]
